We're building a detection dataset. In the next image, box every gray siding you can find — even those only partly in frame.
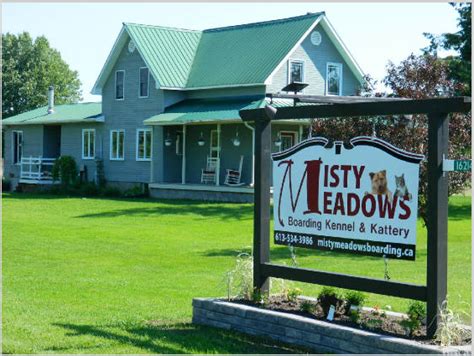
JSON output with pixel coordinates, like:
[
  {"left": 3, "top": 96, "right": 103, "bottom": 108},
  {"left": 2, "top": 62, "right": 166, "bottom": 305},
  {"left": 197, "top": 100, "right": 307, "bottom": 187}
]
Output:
[
  {"left": 101, "top": 33, "right": 163, "bottom": 184},
  {"left": 267, "top": 23, "right": 361, "bottom": 95},
  {"left": 3, "top": 125, "right": 44, "bottom": 182},
  {"left": 60, "top": 123, "right": 104, "bottom": 182},
  {"left": 185, "top": 86, "right": 265, "bottom": 99}
]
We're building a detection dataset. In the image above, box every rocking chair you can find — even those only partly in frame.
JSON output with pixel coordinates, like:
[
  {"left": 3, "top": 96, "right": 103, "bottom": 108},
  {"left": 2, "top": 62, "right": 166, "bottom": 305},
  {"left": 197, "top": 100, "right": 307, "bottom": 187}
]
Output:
[
  {"left": 224, "top": 155, "right": 245, "bottom": 186},
  {"left": 201, "top": 156, "right": 219, "bottom": 184}
]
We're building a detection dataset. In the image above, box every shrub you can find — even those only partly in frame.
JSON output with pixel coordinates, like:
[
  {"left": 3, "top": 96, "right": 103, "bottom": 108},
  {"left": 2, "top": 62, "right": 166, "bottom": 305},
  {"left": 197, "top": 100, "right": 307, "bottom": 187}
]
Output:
[
  {"left": 286, "top": 287, "right": 302, "bottom": 303},
  {"left": 52, "top": 156, "right": 77, "bottom": 186},
  {"left": 100, "top": 186, "right": 122, "bottom": 198},
  {"left": 225, "top": 253, "right": 253, "bottom": 301},
  {"left": 344, "top": 290, "right": 366, "bottom": 315},
  {"left": 300, "top": 300, "right": 316, "bottom": 314},
  {"left": 79, "top": 182, "right": 99, "bottom": 197},
  {"left": 2, "top": 177, "right": 11, "bottom": 192},
  {"left": 436, "top": 300, "right": 471, "bottom": 346},
  {"left": 400, "top": 301, "right": 426, "bottom": 336},
  {"left": 349, "top": 309, "right": 361, "bottom": 324},
  {"left": 318, "top": 287, "right": 341, "bottom": 317},
  {"left": 123, "top": 185, "right": 144, "bottom": 198}
]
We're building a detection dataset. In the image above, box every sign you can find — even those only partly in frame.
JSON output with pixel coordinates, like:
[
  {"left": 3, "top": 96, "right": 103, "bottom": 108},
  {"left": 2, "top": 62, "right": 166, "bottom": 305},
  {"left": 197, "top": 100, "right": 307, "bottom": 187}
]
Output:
[
  {"left": 443, "top": 158, "right": 471, "bottom": 172},
  {"left": 272, "top": 136, "right": 424, "bottom": 260}
]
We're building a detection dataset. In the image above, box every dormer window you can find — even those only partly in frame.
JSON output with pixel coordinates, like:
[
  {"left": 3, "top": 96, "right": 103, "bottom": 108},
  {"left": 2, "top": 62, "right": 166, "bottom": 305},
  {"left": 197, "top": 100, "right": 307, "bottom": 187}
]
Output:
[
  {"left": 115, "top": 70, "right": 125, "bottom": 100},
  {"left": 288, "top": 60, "right": 304, "bottom": 83},
  {"left": 139, "top": 67, "right": 149, "bottom": 98},
  {"left": 326, "top": 63, "right": 342, "bottom": 96}
]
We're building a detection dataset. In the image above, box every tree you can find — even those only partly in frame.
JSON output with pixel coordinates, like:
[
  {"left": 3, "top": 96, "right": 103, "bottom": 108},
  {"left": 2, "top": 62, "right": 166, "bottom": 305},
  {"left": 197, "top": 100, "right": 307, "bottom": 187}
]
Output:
[
  {"left": 312, "top": 53, "right": 471, "bottom": 225},
  {"left": 2, "top": 32, "right": 82, "bottom": 118},
  {"left": 423, "top": 3, "right": 471, "bottom": 95}
]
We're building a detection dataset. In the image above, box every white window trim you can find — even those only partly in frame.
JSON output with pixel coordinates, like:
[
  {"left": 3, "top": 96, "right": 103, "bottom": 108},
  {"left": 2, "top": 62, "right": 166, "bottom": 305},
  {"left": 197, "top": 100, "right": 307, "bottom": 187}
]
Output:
[
  {"left": 138, "top": 67, "right": 150, "bottom": 99},
  {"left": 136, "top": 128, "right": 152, "bottom": 161},
  {"left": 12, "top": 130, "right": 23, "bottom": 165},
  {"left": 279, "top": 130, "right": 298, "bottom": 152},
  {"left": 326, "top": 62, "right": 343, "bottom": 96},
  {"left": 81, "top": 129, "right": 95, "bottom": 160},
  {"left": 115, "top": 70, "right": 125, "bottom": 101},
  {"left": 110, "top": 129, "right": 125, "bottom": 161},
  {"left": 287, "top": 59, "right": 305, "bottom": 84}
]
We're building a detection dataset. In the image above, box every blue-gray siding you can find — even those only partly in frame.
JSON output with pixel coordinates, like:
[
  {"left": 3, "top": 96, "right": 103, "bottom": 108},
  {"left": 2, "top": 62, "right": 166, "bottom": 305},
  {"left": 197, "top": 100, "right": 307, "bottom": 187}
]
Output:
[{"left": 267, "top": 23, "right": 360, "bottom": 95}]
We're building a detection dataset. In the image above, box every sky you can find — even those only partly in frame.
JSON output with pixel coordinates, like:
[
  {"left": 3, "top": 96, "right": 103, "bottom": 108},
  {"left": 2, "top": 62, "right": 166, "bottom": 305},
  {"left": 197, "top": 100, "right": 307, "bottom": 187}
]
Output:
[{"left": 2, "top": 2, "right": 460, "bottom": 102}]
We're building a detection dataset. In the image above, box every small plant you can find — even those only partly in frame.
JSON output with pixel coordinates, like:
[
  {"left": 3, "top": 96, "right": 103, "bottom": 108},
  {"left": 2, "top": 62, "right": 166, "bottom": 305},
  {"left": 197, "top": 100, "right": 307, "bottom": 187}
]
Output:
[
  {"left": 365, "top": 318, "right": 383, "bottom": 330},
  {"left": 349, "top": 309, "right": 361, "bottom": 324},
  {"left": 344, "top": 290, "right": 366, "bottom": 315},
  {"left": 2, "top": 177, "right": 11, "bottom": 192},
  {"left": 286, "top": 287, "right": 302, "bottom": 303},
  {"left": 52, "top": 156, "right": 78, "bottom": 187},
  {"left": 435, "top": 300, "right": 471, "bottom": 346},
  {"left": 318, "top": 287, "right": 341, "bottom": 317},
  {"left": 123, "top": 185, "right": 144, "bottom": 197},
  {"left": 400, "top": 301, "right": 426, "bottom": 336},
  {"left": 224, "top": 253, "right": 253, "bottom": 300},
  {"left": 100, "top": 186, "right": 122, "bottom": 197},
  {"left": 251, "top": 288, "right": 268, "bottom": 305},
  {"left": 300, "top": 300, "right": 316, "bottom": 314}
]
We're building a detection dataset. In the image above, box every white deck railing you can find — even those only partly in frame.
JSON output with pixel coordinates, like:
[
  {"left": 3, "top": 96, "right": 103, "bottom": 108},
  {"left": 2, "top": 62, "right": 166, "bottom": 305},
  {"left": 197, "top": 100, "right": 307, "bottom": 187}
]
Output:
[{"left": 19, "top": 156, "right": 56, "bottom": 183}]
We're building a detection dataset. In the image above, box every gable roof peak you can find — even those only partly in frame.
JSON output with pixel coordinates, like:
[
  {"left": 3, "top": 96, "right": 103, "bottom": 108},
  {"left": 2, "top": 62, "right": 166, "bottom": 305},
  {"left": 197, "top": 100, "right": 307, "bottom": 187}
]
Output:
[{"left": 203, "top": 12, "right": 324, "bottom": 33}]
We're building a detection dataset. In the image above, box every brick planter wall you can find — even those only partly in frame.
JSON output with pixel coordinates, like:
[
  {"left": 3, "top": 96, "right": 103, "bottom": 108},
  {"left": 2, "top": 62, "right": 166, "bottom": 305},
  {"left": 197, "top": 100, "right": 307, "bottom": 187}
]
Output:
[{"left": 192, "top": 298, "right": 471, "bottom": 354}]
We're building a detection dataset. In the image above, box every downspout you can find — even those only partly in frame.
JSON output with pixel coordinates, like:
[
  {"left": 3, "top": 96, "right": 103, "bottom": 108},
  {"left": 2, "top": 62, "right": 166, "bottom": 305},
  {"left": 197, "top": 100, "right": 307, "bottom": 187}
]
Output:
[{"left": 243, "top": 121, "right": 255, "bottom": 187}]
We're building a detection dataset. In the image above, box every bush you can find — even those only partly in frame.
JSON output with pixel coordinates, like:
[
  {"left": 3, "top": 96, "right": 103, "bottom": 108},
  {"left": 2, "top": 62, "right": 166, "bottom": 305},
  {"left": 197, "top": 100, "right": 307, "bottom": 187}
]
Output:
[
  {"left": 286, "top": 287, "right": 302, "bottom": 303},
  {"left": 123, "top": 185, "right": 144, "bottom": 198},
  {"left": 224, "top": 253, "right": 253, "bottom": 301},
  {"left": 79, "top": 182, "right": 99, "bottom": 197},
  {"left": 300, "top": 300, "right": 316, "bottom": 314},
  {"left": 2, "top": 177, "right": 11, "bottom": 192},
  {"left": 400, "top": 301, "right": 426, "bottom": 336},
  {"left": 318, "top": 287, "right": 341, "bottom": 317},
  {"left": 344, "top": 290, "right": 366, "bottom": 315},
  {"left": 100, "top": 186, "right": 122, "bottom": 198},
  {"left": 52, "top": 156, "right": 78, "bottom": 186}
]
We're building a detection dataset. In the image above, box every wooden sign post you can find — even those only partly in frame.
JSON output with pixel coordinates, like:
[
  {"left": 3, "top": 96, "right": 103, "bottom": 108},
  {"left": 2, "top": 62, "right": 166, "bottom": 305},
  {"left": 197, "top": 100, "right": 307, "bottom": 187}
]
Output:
[{"left": 240, "top": 96, "right": 470, "bottom": 338}]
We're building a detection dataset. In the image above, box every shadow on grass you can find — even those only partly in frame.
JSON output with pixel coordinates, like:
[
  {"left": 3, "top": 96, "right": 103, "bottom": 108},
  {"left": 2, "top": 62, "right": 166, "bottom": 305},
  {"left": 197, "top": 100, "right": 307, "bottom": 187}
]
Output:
[
  {"left": 74, "top": 203, "right": 253, "bottom": 221},
  {"left": 53, "top": 322, "right": 308, "bottom": 354},
  {"left": 448, "top": 201, "right": 471, "bottom": 221}
]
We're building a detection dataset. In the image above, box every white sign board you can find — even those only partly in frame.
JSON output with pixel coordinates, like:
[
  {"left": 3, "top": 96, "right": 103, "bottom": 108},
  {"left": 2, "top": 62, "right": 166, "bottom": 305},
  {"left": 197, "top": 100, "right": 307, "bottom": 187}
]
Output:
[{"left": 272, "top": 136, "right": 424, "bottom": 260}]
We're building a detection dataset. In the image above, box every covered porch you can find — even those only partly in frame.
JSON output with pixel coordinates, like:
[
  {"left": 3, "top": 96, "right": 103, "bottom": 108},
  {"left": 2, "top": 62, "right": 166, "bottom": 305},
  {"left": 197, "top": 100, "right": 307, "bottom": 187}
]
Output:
[{"left": 145, "top": 97, "right": 310, "bottom": 202}]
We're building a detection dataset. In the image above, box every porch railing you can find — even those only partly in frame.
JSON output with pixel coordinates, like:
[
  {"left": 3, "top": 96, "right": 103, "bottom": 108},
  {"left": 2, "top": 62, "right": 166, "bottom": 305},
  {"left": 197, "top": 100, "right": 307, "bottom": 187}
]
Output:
[{"left": 19, "top": 156, "right": 56, "bottom": 183}]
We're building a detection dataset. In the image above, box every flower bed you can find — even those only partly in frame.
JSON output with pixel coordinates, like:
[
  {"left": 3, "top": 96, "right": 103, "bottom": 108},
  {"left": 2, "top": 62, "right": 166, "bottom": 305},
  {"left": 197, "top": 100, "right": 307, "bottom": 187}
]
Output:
[{"left": 192, "top": 297, "right": 471, "bottom": 354}]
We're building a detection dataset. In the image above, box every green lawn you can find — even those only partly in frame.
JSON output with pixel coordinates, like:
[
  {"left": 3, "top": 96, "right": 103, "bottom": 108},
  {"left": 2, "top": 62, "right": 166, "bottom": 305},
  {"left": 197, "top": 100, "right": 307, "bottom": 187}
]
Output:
[{"left": 2, "top": 193, "right": 471, "bottom": 353}]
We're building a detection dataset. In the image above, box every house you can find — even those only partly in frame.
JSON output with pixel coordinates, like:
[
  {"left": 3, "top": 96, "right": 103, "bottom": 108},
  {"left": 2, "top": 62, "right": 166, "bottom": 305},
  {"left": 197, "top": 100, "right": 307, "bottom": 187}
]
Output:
[{"left": 3, "top": 12, "right": 364, "bottom": 202}]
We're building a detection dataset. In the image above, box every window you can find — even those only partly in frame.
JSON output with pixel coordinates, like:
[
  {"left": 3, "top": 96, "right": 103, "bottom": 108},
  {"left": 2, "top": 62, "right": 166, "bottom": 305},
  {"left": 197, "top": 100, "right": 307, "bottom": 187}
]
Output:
[
  {"left": 210, "top": 130, "right": 220, "bottom": 158},
  {"left": 139, "top": 67, "right": 149, "bottom": 98},
  {"left": 288, "top": 60, "right": 304, "bottom": 83},
  {"left": 115, "top": 70, "right": 125, "bottom": 100},
  {"left": 110, "top": 129, "right": 125, "bottom": 160},
  {"left": 326, "top": 63, "right": 343, "bottom": 96},
  {"left": 82, "top": 129, "right": 95, "bottom": 160},
  {"left": 136, "top": 129, "right": 152, "bottom": 161},
  {"left": 12, "top": 131, "right": 23, "bottom": 164},
  {"left": 280, "top": 131, "right": 297, "bottom": 151}
]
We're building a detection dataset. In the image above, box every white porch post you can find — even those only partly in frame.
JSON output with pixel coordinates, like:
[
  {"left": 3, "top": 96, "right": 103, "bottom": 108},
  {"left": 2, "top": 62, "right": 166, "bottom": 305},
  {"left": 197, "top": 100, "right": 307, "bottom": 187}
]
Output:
[
  {"left": 299, "top": 124, "right": 303, "bottom": 143},
  {"left": 216, "top": 123, "right": 221, "bottom": 186},
  {"left": 181, "top": 124, "right": 186, "bottom": 184}
]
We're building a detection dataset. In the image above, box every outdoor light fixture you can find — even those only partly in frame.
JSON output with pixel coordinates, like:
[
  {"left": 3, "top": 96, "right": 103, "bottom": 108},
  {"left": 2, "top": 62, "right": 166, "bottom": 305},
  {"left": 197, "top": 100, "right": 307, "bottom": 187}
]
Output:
[
  {"left": 164, "top": 132, "right": 173, "bottom": 146},
  {"left": 232, "top": 130, "right": 240, "bottom": 147},
  {"left": 274, "top": 133, "right": 282, "bottom": 147},
  {"left": 197, "top": 132, "right": 205, "bottom": 146}
]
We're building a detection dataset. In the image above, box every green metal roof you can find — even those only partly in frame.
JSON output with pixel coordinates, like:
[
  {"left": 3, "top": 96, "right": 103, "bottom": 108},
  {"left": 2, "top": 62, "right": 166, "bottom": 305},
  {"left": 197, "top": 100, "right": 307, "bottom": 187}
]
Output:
[
  {"left": 185, "top": 13, "right": 322, "bottom": 88},
  {"left": 2, "top": 102, "right": 102, "bottom": 126},
  {"left": 93, "top": 13, "right": 330, "bottom": 93},
  {"left": 144, "top": 97, "right": 260, "bottom": 125},
  {"left": 125, "top": 23, "right": 202, "bottom": 89}
]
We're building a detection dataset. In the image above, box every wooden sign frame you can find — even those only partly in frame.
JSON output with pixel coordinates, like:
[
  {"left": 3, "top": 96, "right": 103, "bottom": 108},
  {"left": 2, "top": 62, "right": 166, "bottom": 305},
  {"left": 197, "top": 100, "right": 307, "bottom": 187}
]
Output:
[{"left": 239, "top": 95, "right": 471, "bottom": 338}]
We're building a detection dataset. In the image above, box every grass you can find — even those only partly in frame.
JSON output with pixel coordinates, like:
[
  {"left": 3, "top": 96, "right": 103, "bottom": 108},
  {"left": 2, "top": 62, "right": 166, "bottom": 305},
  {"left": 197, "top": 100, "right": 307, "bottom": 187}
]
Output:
[{"left": 2, "top": 193, "right": 471, "bottom": 353}]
